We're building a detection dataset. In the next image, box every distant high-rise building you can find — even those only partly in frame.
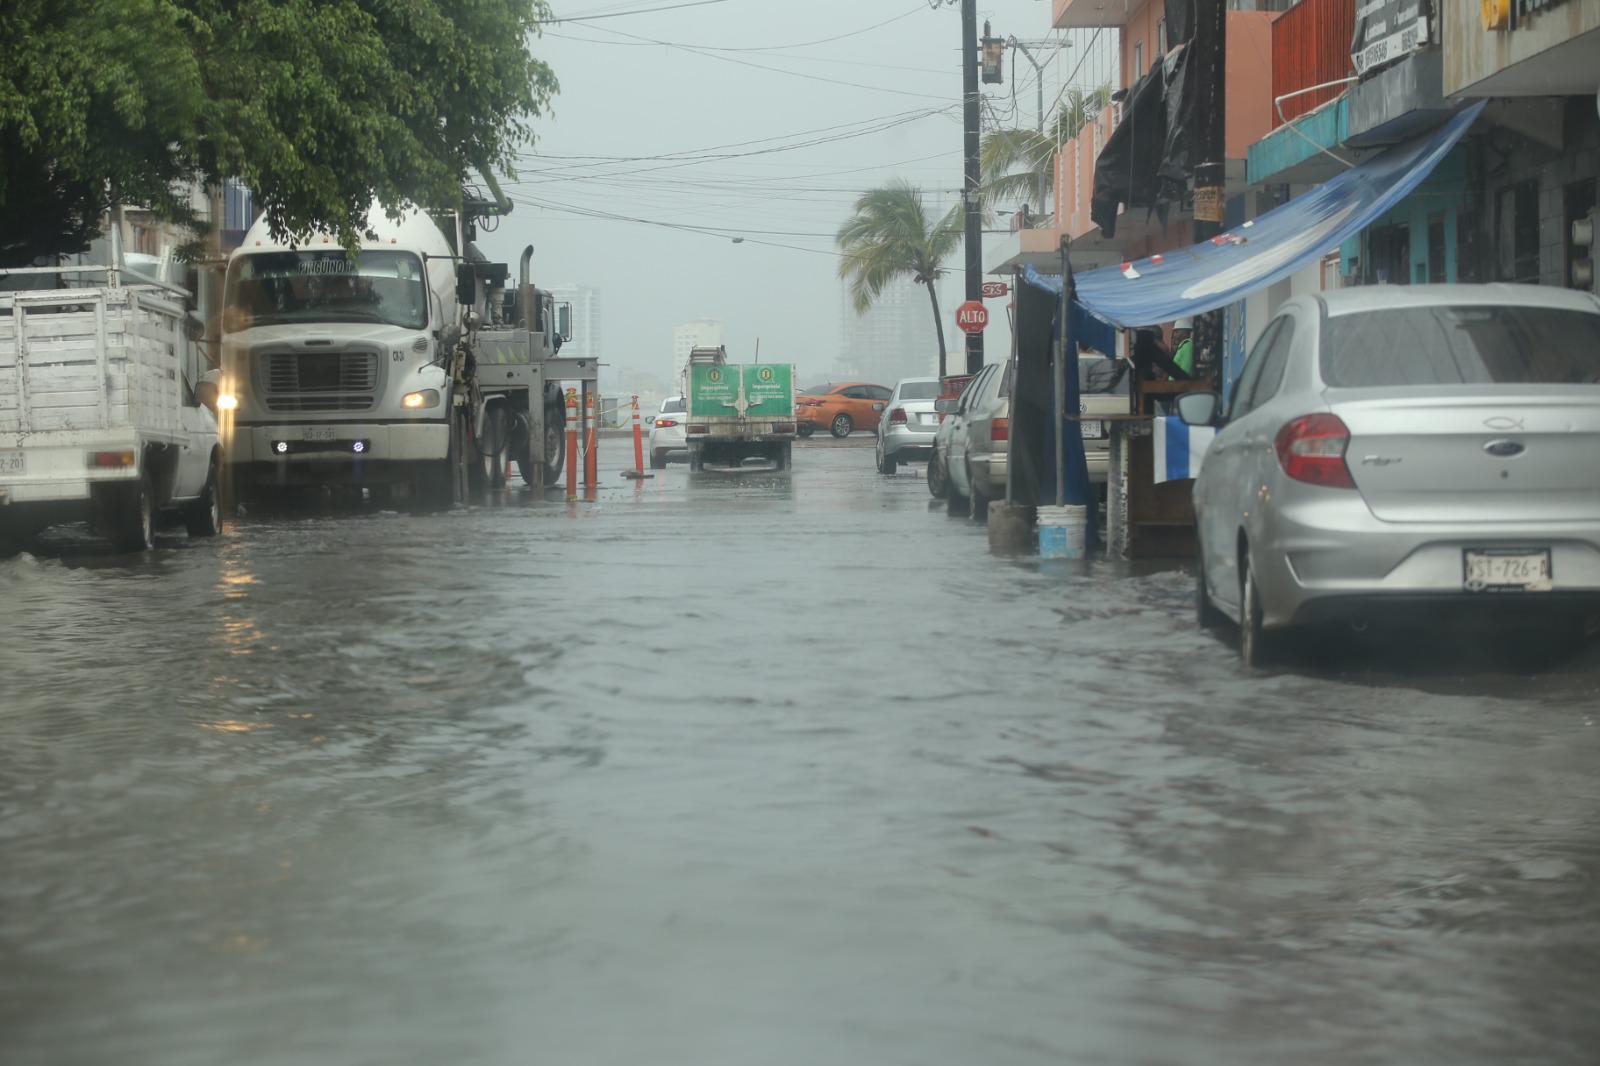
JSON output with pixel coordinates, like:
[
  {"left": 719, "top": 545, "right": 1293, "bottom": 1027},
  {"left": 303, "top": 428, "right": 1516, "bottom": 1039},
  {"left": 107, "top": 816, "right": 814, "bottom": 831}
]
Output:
[
  {"left": 543, "top": 284, "right": 601, "bottom": 364},
  {"left": 672, "top": 318, "right": 723, "bottom": 386},
  {"left": 835, "top": 277, "right": 940, "bottom": 386}
]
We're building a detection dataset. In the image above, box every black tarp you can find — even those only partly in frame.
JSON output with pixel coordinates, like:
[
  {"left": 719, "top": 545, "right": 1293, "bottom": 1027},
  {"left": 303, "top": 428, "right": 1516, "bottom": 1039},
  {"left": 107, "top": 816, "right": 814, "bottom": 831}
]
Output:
[
  {"left": 1164, "top": 0, "right": 1192, "bottom": 47},
  {"left": 1089, "top": 46, "right": 1192, "bottom": 239},
  {"left": 1008, "top": 270, "right": 1097, "bottom": 529}
]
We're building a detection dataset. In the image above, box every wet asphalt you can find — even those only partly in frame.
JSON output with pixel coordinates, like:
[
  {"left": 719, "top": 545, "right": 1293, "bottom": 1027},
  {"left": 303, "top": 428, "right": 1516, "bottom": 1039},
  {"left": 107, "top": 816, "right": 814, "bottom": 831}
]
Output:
[{"left": 3, "top": 440, "right": 1600, "bottom": 1066}]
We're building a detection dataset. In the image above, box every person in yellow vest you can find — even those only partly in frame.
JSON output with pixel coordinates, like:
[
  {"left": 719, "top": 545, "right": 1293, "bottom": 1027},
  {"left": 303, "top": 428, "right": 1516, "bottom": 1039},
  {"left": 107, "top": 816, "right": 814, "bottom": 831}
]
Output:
[{"left": 1171, "top": 318, "right": 1194, "bottom": 377}]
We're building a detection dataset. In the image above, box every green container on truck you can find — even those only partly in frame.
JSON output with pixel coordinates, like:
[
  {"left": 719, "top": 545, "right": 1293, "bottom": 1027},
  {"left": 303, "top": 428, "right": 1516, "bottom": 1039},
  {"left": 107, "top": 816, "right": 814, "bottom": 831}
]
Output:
[{"left": 685, "top": 352, "right": 796, "bottom": 471}]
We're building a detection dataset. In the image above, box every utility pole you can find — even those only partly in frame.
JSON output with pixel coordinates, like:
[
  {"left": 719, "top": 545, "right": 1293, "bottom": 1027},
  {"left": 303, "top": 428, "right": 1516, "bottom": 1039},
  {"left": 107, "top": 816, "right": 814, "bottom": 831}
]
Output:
[
  {"left": 961, "top": 0, "right": 984, "bottom": 375},
  {"left": 1190, "top": 0, "right": 1227, "bottom": 384}
]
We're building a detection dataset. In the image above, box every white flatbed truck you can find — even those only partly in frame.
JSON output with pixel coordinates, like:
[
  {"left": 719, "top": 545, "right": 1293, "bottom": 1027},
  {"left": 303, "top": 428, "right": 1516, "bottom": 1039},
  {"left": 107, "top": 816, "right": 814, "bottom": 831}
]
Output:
[{"left": 0, "top": 264, "right": 223, "bottom": 553}]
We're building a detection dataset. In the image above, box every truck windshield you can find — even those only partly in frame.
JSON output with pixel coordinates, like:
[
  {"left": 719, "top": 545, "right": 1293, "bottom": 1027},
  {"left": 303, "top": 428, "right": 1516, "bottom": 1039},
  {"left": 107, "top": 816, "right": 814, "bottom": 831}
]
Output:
[{"left": 224, "top": 251, "right": 427, "bottom": 331}]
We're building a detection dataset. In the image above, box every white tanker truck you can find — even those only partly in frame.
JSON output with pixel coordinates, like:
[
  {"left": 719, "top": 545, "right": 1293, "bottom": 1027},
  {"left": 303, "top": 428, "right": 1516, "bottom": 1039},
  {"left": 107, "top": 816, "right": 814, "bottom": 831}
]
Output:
[{"left": 218, "top": 186, "right": 592, "bottom": 505}]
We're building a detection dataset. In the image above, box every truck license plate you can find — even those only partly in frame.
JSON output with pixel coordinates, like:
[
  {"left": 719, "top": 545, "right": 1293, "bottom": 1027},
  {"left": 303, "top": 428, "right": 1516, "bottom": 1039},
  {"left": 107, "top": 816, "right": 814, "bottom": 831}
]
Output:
[
  {"left": 0, "top": 450, "right": 24, "bottom": 476},
  {"left": 1464, "top": 549, "right": 1551, "bottom": 592},
  {"left": 302, "top": 427, "right": 337, "bottom": 441}
]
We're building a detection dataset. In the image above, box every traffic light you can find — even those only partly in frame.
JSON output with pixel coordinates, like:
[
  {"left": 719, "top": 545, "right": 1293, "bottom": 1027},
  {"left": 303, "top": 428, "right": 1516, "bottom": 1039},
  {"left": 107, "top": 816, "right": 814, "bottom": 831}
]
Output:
[{"left": 1574, "top": 208, "right": 1599, "bottom": 294}]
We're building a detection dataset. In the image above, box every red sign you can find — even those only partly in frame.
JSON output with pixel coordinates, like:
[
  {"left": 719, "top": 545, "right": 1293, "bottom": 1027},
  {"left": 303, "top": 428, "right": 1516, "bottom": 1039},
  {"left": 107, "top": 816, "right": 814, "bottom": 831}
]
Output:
[
  {"left": 981, "top": 281, "right": 1009, "bottom": 299},
  {"left": 956, "top": 300, "right": 989, "bottom": 333}
]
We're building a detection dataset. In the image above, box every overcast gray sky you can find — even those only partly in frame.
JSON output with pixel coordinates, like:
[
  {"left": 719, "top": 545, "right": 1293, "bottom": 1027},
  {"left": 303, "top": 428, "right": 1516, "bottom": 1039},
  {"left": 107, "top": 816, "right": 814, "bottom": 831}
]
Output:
[{"left": 480, "top": 0, "right": 1118, "bottom": 383}]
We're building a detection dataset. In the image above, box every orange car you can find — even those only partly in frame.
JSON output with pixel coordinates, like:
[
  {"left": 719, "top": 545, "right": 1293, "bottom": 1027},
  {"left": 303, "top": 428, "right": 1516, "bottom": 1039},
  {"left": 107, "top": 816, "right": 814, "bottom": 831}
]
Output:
[{"left": 795, "top": 381, "right": 892, "bottom": 438}]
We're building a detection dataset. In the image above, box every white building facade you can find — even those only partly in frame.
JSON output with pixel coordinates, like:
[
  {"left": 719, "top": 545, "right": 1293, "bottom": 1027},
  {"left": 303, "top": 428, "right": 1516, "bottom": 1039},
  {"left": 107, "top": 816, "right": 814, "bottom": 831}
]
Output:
[
  {"left": 543, "top": 284, "right": 602, "bottom": 364},
  {"left": 671, "top": 318, "right": 723, "bottom": 384},
  {"left": 834, "top": 277, "right": 941, "bottom": 386}
]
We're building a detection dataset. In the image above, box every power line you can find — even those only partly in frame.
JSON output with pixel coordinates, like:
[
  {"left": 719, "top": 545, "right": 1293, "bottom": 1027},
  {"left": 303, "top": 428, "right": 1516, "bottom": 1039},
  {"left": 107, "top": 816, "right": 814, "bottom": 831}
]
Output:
[
  {"left": 547, "top": 0, "right": 731, "bottom": 23},
  {"left": 574, "top": 21, "right": 951, "bottom": 101}
]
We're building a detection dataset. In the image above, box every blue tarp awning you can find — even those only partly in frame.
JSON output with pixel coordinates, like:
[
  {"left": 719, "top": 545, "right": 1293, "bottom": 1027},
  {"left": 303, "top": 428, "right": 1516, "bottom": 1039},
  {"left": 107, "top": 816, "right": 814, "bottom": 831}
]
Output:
[{"left": 1025, "top": 101, "right": 1483, "bottom": 329}]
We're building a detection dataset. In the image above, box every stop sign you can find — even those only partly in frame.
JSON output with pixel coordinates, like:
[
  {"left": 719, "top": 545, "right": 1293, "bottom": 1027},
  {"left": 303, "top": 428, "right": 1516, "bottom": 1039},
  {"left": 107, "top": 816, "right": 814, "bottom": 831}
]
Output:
[{"left": 956, "top": 300, "right": 988, "bottom": 333}]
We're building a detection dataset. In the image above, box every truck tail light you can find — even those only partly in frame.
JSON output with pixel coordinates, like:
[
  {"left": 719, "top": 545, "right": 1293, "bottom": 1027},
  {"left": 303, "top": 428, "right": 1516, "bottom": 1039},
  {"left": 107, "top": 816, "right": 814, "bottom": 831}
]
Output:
[
  {"left": 889, "top": 407, "right": 907, "bottom": 424},
  {"left": 1274, "top": 413, "right": 1354, "bottom": 488},
  {"left": 770, "top": 422, "right": 796, "bottom": 434},
  {"left": 990, "top": 417, "right": 1009, "bottom": 442},
  {"left": 90, "top": 450, "right": 136, "bottom": 467},
  {"left": 687, "top": 425, "right": 710, "bottom": 435}
]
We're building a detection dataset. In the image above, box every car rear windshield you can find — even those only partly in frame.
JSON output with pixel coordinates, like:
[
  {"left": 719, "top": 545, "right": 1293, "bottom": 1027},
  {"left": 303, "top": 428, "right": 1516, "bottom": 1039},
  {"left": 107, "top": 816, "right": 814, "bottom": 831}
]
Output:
[
  {"left": 661, "top": 397, "right": 685, "bottom": 413},
  {"left": 1322, "top": 305, "right": 1600, "bottom": 387},
  {"left": 897, "top": 381, "right": 941, "bottom": 400},
  {"left": 1079, "top": 357, "right": 1130, "bottom": 395}
]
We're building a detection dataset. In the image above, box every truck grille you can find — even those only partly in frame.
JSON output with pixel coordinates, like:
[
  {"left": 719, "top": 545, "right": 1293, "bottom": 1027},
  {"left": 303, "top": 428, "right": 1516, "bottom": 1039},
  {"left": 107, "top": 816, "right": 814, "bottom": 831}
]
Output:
[{"left": 256, "top": 350, "right": 380, "bottom": 412}]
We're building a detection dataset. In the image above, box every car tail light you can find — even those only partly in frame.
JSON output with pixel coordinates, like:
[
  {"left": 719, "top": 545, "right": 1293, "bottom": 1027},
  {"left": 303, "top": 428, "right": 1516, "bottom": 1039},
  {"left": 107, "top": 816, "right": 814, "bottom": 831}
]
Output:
[
  {"left": 1274, "top": 413, "right": 1355, "bottom": 488},
  {"left": 655, "top": 418, "right": 678, "bottom": 428},
  {"left": 990, "top": 417, "right": 1009, "bottom": 442},
  {"left": 889, "top": 407, "right": 907, "bottom": 425}
]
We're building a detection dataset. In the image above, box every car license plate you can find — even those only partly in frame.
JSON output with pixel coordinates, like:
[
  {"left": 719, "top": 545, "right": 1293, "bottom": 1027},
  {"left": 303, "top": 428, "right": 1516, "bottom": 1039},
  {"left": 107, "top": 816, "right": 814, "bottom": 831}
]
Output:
[
  {"left": 302, "top": 427, "right": 337, "bottom": 441},
  {"left": 0, "top": 450, "right": 24, "bottom": 476},
  {"left": 1464, "top": 549, "right": 1552, "bottom": 592},
  {"left": 1079, "top": 421, "right": 1106, "bottom": 439}
]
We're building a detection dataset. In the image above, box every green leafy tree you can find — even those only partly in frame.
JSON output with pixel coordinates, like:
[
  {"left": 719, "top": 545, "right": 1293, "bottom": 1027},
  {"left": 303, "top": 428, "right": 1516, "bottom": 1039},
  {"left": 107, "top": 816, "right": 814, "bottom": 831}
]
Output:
[
  {"left": 835, "top": 181, "right": 964, "bottom": 378},
  {"left": 979, "top": 84, "right": 1112, "bottom": 219},
  {"left": 0, "top": 0, "right": 557, "bottom": 267}
]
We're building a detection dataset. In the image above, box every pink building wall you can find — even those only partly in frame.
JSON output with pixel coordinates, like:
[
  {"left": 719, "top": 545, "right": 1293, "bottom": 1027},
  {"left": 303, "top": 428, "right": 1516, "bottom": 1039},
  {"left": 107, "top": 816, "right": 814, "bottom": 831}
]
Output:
[{"left": 1050, "top": 9, "right": 1277, "bottom": 250}]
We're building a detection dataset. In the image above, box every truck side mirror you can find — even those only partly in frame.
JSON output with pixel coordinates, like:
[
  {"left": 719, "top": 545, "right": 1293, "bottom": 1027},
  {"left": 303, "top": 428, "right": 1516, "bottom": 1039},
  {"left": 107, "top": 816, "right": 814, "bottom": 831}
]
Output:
[
  {"left": 185, "top": 311, "right": 207, "bottom": 343},
  {"left": 455, "top": 263, "right": 476, "bottom": 308},
  {"left": 557, "top": 301, "right": 573, "bottom": 342}
]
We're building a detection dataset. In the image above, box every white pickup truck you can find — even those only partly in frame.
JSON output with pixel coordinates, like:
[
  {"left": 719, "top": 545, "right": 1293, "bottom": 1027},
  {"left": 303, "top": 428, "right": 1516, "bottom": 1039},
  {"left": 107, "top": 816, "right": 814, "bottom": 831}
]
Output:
[{"left": 0, "top": 264, "right": 223, "bottom": 553}]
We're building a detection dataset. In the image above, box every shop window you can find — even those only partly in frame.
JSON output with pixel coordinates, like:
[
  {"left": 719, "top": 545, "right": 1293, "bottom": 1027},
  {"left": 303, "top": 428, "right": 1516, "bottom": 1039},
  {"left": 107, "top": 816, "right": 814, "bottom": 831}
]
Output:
[
  {"left": 1565, "top": 178, "right": 1596, "bottom": 289},
  {"left": 1496, "top": 180, "right": 1540, "bottom": 283},
  {"left": 1133, "top": 41, "right": 1143, "bottom": 78},
  {"left": 1158, "top": 18, "right": 1167, "bottom": 55}
]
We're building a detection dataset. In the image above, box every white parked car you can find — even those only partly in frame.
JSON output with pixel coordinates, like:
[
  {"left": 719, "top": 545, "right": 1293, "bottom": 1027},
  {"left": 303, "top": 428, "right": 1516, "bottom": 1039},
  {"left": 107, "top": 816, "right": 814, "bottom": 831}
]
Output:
[
  {"left": 648, "top": 395, "right": 688, "bottom": 468},
  {"left": 940, "top": 361, "right": 1010, "bottom": 520},
  {"left": 875, "top": 377, "right": 942, "bottom": 474}
]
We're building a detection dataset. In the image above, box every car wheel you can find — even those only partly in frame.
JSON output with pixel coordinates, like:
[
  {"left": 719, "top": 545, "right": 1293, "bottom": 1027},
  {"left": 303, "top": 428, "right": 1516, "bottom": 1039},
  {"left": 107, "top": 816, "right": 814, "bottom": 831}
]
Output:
[
  {"left": 967, "top": 462, "right": 989, "bottom": 522},
  {"left": 927, "top": 447, "right": 948, "bottom": 499},
  {"left": 797, "top": 423, "right": 814, "bottom": 439},
  {"left": 1196, "top": 548, "right": 1226, "bottom": 629},
  {"left": 1239, "top": 556, "right": 1279, "bottom": 669},
  {"left": 542, "top": 401, "right": 566, "bottom": 486},
  {"left": 649, "top": 449, "right": 668, "bottom": 470},
  {"left": 110, "top": 471, "right": 156, "bottom": 553},
  {"left": 830, "top": 413, "right": 852, "bottom": 438},
  {"left": 183, "top": 455, "right": 223, "bottom": 538}
]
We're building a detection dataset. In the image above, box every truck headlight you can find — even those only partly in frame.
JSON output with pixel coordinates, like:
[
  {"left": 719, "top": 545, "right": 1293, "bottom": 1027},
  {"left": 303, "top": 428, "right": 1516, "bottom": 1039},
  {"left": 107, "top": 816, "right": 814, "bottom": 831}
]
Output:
[
  {"left": 216, "top": 393, "right": 239, "bottom": 411},
  {"left": 402, "top": 389, "right": 441, "bottom": 410}
]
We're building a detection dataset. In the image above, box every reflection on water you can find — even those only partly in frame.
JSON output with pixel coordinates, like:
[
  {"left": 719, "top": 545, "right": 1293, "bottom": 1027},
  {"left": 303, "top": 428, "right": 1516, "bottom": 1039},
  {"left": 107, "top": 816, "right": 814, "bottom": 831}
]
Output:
[{"left": 3, "top": 448, "right": 1600, "bottom": 1066}]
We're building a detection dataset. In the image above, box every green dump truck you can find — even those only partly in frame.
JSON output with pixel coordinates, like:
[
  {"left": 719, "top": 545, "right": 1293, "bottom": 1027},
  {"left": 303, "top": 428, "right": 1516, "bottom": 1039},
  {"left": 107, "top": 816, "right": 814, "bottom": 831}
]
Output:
[{"left": 684, "top": 347, "right": 797, "bottom": 471}]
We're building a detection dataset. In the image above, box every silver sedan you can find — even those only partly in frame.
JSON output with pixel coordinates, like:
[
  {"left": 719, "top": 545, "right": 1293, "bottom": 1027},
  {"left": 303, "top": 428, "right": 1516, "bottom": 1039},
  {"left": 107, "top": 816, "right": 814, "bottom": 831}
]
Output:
[{"left": 1179, "top": 283, "right": 1600, "bottom": 667}]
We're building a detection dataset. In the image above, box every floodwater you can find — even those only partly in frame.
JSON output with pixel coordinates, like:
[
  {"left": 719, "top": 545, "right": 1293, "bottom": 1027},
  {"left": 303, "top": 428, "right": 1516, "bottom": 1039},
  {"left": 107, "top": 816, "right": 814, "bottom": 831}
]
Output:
[{"left": 4, "top": 444, "right": 1600, "bottom": 1066}]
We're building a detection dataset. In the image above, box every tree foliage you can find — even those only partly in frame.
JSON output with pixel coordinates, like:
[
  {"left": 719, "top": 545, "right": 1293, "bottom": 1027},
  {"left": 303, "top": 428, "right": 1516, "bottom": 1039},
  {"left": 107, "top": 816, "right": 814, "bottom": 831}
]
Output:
[
  {"left": 0, "top": 0, "right": 557, "bottom": 266},
  {"left": 979, "top": 84, "right": 1112, "bottom": 217},
  {"left": 835, "top": 181, "right": 964, "bottom": 377}
]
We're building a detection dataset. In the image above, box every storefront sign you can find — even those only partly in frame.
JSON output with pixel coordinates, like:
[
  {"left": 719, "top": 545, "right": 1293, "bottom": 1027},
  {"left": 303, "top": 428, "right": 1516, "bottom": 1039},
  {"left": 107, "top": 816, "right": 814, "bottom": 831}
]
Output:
[{"left": 1352, "top": 0, "right": 1431, "bottom": 76}]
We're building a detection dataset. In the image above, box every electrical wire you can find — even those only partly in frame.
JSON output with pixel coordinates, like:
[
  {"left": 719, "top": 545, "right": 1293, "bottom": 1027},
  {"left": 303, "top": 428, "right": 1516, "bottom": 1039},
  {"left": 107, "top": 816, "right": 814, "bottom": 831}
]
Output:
[
  {"left": 573, "top": 21, "right": 951, "bottom": 101},
  {"left": 546, "top": 0, "right": 731, "bottom": 24}
]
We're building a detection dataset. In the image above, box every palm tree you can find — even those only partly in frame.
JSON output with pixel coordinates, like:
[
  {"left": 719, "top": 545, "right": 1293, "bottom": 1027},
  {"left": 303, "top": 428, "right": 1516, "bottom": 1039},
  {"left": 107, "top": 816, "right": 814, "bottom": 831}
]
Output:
[
  {"left": 979, "top": 83, "right": 1114, "bottom": 219},
  {"left": 836, "top": 181, "right": 963, "bottom": 377}
]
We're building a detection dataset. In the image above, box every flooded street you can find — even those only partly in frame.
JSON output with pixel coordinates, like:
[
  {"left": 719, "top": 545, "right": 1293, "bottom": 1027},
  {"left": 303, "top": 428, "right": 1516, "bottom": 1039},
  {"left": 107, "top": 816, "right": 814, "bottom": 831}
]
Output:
[{"left": 4, "top": 443, "right": 1600, "bottom": 1066}]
